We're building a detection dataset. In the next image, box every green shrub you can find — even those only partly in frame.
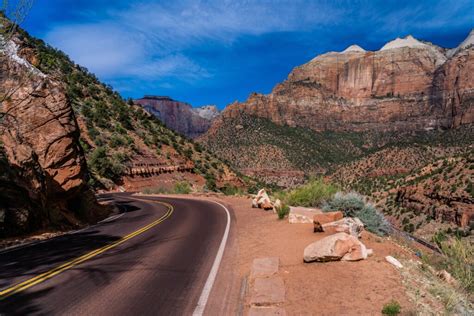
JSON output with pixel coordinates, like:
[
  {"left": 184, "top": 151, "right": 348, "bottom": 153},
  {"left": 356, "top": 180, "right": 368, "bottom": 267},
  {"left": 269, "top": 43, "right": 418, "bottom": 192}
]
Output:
[
  {"left": 435, "top": 238, "right": 474, "bottom": 292},
  {"left": 382, "top": 300, "right": 401, "bottom": 315},
  {"left": 221, "top": 185, "right": 243, "bottom": 196},
  {"left": 323, "top": 192, "right": 390, "bottom": 236},
  {"left": 142, "top": 186, "right": 168, "bottom": 195},
  {"left": 205, "top": 174, "right": 217, "bottom": 191},
  {"left": 173, "top": 181, "right": 191, "bottom": 194},
  {"left": 88, "top": 147, "right": 123, "bottom": 181},
  {"left": 276, "top": 203, "right": 290, "bottom": 220},
  {"left": 283, "top": 178, "right": 338, "bottom": 207}
]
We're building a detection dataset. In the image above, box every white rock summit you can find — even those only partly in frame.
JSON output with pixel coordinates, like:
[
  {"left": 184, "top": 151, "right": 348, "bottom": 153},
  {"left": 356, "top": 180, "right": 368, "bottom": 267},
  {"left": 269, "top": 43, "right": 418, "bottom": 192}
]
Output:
[
  {"left": 380, "top": 35, "right": 428, "bottom": 51},
  {"left": 342, "top": 44, "right": 366, "bottom": 53},
  {"left": 448, "top": 28, "right": 474, "bottom": 57}
]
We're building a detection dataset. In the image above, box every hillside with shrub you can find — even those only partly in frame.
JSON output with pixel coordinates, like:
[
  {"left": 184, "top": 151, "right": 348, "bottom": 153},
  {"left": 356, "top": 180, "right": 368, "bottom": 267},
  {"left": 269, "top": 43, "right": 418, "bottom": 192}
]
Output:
[
  {"left": 332, "top": 153, "right": 473, "bottom": 240},
  {"left": 10, "top": 22, "right": 243, "bottom": 192}
]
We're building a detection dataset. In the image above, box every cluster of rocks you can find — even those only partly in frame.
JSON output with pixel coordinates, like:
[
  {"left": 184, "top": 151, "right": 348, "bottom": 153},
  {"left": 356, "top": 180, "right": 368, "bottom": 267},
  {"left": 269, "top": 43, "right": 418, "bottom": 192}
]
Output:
[
  {"left": 251, "top": 189, "right": 281, "bottom": 212},
  {"left": 300, "top": 209, "right": 373, "bottom": 263}
]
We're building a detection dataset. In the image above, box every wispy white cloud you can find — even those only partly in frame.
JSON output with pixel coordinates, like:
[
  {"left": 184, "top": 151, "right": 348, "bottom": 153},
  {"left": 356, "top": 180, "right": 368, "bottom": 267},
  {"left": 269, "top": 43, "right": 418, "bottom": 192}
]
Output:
[
  {"left": 43, "top": 0, "right": 474, "bottom": 88},
  {"left": 44, "top": 0, "right": 344, "bottom": 81}
]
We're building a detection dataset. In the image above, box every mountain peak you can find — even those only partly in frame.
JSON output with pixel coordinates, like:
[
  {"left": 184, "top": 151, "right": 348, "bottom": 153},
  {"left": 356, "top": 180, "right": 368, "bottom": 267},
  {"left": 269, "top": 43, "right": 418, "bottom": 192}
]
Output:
[
  {"left": 447, "top": 28, "right": 474, "bottom": 57},
  {"left": 458, "top": 28, "right": 474, "bottom": 50},
  {"left": 380, "top": 35, "right": 426, "bottom": 51},
  {"left": 342, "top": 45, "right": 366, "bottom": 53}
]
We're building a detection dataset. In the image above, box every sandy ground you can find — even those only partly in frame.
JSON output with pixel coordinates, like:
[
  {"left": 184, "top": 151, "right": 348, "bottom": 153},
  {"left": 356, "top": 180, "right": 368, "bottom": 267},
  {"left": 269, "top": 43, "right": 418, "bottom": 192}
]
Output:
[
  {"left": 217, "top": 195, "right": 416, "bottom": 315},
  {"left": 162, "top": 194, "right": 416, "bottom": 315}
]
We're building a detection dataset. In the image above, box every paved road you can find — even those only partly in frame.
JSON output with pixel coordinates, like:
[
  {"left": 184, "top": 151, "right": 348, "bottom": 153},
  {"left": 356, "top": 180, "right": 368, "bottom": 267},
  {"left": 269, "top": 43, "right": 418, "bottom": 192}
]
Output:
[{"left": 0, "top": 193, "right": 229, "bottom": 315}]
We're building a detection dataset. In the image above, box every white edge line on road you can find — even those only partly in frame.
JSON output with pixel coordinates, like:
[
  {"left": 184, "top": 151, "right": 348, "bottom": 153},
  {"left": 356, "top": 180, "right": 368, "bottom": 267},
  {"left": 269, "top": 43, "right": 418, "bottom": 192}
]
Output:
[{"left": 193, "top": 200, "right": 231, "bottom": 316}]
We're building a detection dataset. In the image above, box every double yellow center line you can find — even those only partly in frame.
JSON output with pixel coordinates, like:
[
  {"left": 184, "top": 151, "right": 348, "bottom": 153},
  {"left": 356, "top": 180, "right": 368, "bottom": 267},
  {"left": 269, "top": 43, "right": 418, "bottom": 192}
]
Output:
[{"left": 0, "top": 198, "right": 173, "bottom": 300}]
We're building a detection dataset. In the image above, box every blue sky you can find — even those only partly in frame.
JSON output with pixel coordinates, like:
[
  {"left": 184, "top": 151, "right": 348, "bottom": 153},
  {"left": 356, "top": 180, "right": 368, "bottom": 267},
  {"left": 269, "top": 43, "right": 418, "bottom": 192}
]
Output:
[{"left": 17, "top": 0, "right": 474, "bottom": 108}]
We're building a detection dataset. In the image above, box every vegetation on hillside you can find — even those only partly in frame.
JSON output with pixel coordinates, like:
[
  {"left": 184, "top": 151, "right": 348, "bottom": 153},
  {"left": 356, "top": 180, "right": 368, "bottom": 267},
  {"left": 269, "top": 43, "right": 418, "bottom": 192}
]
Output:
[
  {"left": 278, "top": 178, "right": 338, "bottom": 207},
  {"left": 332, "top": 151, "right": 473, "bottom": 239},
  {"left": 275, "top": 178, "right": 390, "bottom": 235},
  {"left": 323, "top": 192, "right": 390, "bottom": 236},
  {"left": 11, "top": 25, "right": 237, "bottom": 189},
  {"left": 202, "top": 114, "right": 473, "bottom": 180}
]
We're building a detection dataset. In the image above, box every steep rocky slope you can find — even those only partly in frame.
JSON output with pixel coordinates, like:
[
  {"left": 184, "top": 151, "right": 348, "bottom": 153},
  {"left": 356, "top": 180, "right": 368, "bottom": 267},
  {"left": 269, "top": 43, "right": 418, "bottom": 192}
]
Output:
[
  {"left": 0, "top": 30, "right": 106, "bottom": 237},
  {"left": 8, "top": 24, "right": 243, "bottom": 193},
  {"left": 332, "top": 151, "right": 473, "bottom": 240},
  {"left": 134, "top": 95, "right": 219, "bottom": 138}
]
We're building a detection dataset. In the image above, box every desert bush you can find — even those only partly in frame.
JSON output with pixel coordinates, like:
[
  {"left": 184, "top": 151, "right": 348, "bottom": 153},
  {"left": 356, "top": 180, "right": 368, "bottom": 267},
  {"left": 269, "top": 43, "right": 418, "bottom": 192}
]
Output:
[
  {"left": 382, "top": 300, "right": 401, "bottom": 315},
  {"left": 276, "top": 203, "right": 290, "bottom": 220},
  {"left": 434, "top": 237, "right": 474, "bottom": 293},
  {"left": 173, "top": 181, "right": 191, "bottom": 194},
  {"left": 221, "top": 185, "right": 243, "bottom": 196},
  {"left": 142, "top": 186, "right": 168, "bottom": 195},
  {"left": 282, "top": 178, "right": 338, "bottom": 207},
  {"left": 89, "top": 147, "right": 123, "bottom": 181},
  {"left": 323, "top": 192, "right": 390, "bottom": 236}
]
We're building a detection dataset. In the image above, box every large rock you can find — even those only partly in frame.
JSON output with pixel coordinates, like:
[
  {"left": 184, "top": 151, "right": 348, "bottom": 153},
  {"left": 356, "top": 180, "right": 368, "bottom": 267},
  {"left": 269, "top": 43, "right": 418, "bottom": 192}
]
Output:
[
  {"left": 313, "top": 211, "right": 343, "bottom": 225},
  {"left": 322, "top": 217, "right": 365, "bottom": 237},
  {"left": 304, "top": 232, "right": 368, "bottom": 263},
  {"left": 252, "top": 189, "right": 274, "bottom": 210},
  {"left": 0, "top": 36, "right": 105, "bottom": 236}
]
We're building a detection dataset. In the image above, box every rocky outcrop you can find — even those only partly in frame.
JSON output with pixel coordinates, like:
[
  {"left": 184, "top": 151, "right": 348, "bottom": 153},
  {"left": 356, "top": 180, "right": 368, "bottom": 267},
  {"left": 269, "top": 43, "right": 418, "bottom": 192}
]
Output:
[
  {"left": 211, "top": 32, "right": 474, "bottom": 133},
  {"left": 396, "top": 186, "right": 473, "bottom": 228},
  {"left": 0, "top": 37, "right": 105, "bottom": 236},
  {"left": 135, "top": 96, "right": 219, "bottom": 138}
]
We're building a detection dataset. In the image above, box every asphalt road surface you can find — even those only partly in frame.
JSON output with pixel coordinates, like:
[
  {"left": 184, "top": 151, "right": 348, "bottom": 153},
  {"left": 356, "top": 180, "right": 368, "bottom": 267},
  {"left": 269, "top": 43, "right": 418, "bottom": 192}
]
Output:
[{"left": 0, "top": 193, "right": 230, "bottom": 315}]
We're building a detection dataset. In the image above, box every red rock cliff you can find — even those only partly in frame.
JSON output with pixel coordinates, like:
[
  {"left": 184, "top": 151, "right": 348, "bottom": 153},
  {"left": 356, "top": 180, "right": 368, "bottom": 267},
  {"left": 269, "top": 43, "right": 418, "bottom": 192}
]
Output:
[
  {"left": 218, "top": 33, "right": 474, "bottom": 132},
  {"left": 0, "top": 38, "right": 105, "bottom": 236}
]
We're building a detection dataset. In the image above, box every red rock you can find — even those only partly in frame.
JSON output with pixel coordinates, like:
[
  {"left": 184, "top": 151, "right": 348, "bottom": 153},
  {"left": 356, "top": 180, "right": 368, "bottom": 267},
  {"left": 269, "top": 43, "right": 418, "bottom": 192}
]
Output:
[
  {"left": 0, "top": 41, "right": 106, "bottom": 235},
  {"left": 304, "top": 232, "right": 368, "bottom": 262},
  {"left": 134, "top": 96, "right": 219, "bottom": 138},
  {"left": 313, "top": 211, "right": 343, "bottom": 225}
]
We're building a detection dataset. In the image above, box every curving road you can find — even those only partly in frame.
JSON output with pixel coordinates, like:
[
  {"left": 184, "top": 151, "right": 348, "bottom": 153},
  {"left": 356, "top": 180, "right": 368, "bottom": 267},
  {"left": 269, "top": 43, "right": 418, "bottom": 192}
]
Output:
[{"left": 0, "top": 193, "right": 230, "bottom": 315}]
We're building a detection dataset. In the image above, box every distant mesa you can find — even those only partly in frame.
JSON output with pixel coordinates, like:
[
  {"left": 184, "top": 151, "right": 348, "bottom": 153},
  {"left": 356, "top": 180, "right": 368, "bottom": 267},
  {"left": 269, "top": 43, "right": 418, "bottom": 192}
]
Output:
[{"left": 135, "top": 95, "right": 220, "bottom": 138}]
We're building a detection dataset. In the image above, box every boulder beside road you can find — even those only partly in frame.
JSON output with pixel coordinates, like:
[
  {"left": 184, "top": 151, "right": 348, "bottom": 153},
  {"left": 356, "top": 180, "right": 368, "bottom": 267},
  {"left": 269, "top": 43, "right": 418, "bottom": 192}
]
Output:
[
  {"left": 322, "top": 217, "right": 364, "bottom": 237},
  {"left": 304, "top": 232, "right": 368, "bottom": 263},
  {"left": 252, "top": 189, "right": 274, "bottom": 210}
]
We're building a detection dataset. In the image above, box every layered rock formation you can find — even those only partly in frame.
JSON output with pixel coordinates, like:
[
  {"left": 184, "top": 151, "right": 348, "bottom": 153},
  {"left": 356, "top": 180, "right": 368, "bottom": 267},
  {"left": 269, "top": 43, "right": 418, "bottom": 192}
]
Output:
[
  {"left": 0, "top": 37, "right": 105, "bottom": 236},
  {"left": 135, "top": 96, "right": 219, "bottom": 138},
  {"left": 213, "top": 32, "right": 474, "bottom": 132}
]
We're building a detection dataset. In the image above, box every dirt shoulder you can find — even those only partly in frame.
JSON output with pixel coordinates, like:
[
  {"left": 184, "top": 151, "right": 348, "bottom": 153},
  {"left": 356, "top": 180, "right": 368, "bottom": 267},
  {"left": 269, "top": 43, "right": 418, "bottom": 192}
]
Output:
[{"left": 158, "top": 193, "right": 416, "bottom": 315}]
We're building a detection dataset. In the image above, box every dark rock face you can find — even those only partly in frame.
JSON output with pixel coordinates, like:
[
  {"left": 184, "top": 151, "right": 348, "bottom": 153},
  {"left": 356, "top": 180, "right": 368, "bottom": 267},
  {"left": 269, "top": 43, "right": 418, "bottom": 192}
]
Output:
[
  {"left": 0, "top": 40, "right": 105, "bottom": 237},
  {"left": 135, "top": 96, "right": 219, "bottom": 138},
  {"left": 215, "top": 36, "right": 473, "bottom": 133}
]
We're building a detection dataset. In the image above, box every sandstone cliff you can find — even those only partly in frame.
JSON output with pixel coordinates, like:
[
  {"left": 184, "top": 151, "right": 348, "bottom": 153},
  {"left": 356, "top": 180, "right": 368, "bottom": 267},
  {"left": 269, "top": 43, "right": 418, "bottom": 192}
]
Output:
[
  {"left": 213, "top": 33, "right": 474, "bottom": 132},
  {"left": 135, "top": 96, "right": 219, "bottom": 138},
  {"left": 0, "top": 36, "right": 105, "bottom": 236}
]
